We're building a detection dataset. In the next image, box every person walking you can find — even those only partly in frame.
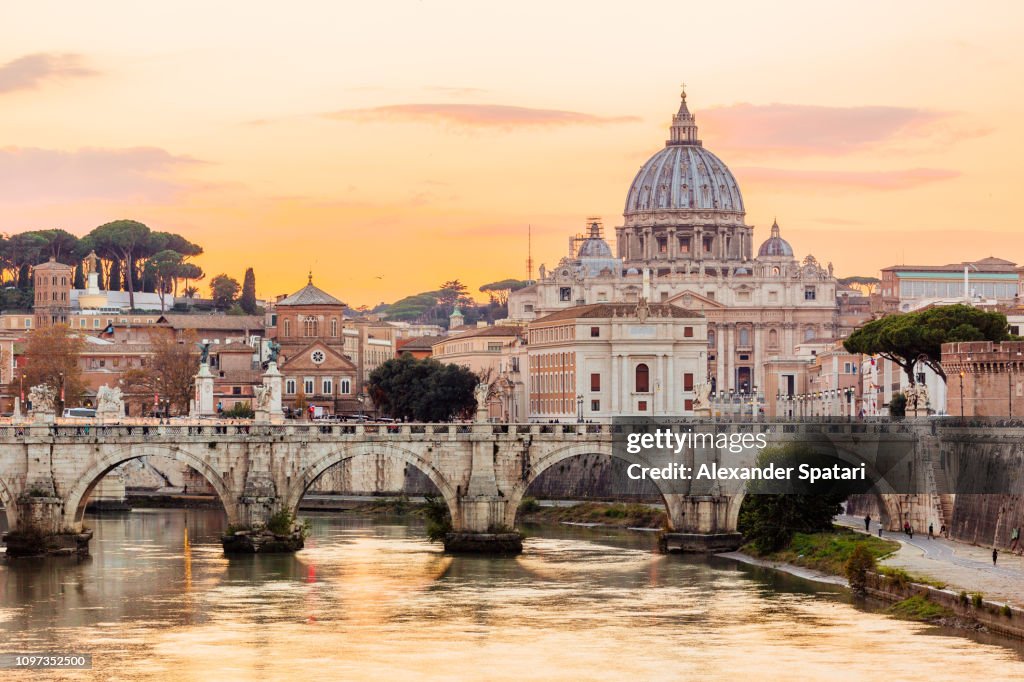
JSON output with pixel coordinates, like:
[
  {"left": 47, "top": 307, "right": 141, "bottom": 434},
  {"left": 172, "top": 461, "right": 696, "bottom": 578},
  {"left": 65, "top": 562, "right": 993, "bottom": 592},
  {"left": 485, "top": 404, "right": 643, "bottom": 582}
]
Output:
[
  {"left": 864, "top": 514, "right": 872, "bottom": 532},
  {"left": 908, "top": 524, "right": 914, "bottom": 539},
  {"left": 993, "top": 547, "right": 999, "bottom": 566},
  {"left": 928, "top": 522, "right": 934, "bottom": 539}
]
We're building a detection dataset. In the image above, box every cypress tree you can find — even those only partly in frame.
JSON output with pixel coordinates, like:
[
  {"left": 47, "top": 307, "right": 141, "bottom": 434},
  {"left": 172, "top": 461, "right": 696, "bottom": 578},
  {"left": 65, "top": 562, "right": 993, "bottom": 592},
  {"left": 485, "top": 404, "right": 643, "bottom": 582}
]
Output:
[
  {"left": 109, "top": 259, "right": 122, "bottom": 291},
  {"left": 240, "top": 267, "right": 258, "bottom": 314},
  {"left": 73, "top": 263, "right": 85, "bottom": 289}
]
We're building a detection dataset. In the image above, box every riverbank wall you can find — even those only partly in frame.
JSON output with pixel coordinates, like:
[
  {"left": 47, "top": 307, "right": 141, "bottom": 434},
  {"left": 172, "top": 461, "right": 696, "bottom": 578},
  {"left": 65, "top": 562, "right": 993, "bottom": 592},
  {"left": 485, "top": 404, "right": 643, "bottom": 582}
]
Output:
[{"left": 864, "top": 570, "right": 1024, "bottom": 640}]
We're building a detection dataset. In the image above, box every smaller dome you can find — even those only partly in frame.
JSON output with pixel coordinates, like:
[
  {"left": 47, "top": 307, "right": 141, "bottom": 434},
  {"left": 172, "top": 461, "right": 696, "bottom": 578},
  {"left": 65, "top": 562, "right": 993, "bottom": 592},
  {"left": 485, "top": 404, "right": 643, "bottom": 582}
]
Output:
[
  {"left": 757, "top": 220, "right": 794, "bottom": 258},
  {"left": 577, "top": 220, "right": 613, "bottom": 259},
  {"left": 626, "top": 267, "right": 640, "bottom": 275}
]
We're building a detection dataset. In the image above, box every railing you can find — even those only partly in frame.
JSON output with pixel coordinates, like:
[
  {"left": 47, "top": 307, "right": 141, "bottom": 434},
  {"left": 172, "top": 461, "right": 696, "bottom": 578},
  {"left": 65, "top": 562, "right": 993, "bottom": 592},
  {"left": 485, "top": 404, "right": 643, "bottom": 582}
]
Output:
[{"left": 0, "top": 416, "right": 1019, "bottom": 442}]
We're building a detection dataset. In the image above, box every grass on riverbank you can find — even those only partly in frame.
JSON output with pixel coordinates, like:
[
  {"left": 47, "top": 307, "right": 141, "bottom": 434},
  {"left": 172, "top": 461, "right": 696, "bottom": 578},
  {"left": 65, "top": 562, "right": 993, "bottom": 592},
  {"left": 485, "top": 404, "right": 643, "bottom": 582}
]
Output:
[
  {"left": 745, "top": 528, "right": 899, "bottom": 576},
  {"left": 518, "top": 500, "right": 667, "bottom": 529},
  {"left": 887, "top": 594, "right": 955, "bottom": 622}
]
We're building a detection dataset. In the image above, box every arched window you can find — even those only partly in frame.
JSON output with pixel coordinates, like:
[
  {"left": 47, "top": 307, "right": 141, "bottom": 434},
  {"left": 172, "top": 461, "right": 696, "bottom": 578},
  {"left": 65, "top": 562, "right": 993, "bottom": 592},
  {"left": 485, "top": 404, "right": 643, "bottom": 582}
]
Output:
[
  {"left": 635, "top": 363, "right": 650, "bottom": 393},
  {"left": 303, "top": 316, "right": 318, "bottom": 337}
]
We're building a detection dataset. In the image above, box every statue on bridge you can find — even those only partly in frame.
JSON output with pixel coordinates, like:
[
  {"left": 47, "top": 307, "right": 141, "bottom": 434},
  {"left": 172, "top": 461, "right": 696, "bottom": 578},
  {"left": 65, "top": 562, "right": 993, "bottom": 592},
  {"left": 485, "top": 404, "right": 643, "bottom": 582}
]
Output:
[
  {"left": 28, "top": 384, "right": 56, "bottom": 413},
  {"left": 692, "top": 381, "right": 712, "bottom": 413},
  {"left": 267, "top": 339, "right": 280, "bottom": 364},
  {"left": 254, "top": 384, "right": 272, "bottom": 411},
  {"left": 907, "top": 383, "right": 930, "bottom": 417},
  {"left": 96, "top": 385, "right": 124, "bottom": 420},
  {"left": 197, "top": 342, "right": 212, "bottom": 365}
]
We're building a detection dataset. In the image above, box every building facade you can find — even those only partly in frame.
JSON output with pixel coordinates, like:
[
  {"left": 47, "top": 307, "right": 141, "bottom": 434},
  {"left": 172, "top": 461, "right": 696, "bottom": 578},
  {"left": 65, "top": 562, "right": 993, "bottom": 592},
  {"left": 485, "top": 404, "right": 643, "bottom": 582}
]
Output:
[
  {"left": 941, "top": 340, "right": 1024, "bottom": 417},
  {"left": 881, "top": 257, "right": 1019, "bottom": 311}
]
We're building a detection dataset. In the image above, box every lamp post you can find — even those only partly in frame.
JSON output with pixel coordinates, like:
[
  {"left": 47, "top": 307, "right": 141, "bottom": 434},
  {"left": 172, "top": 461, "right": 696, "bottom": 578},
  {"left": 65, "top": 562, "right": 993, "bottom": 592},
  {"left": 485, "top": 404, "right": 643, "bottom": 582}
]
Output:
[
  {"left": 19, "top": 372, "right": 25, "bottom": 409},
  {"left": 58, "top": 371, "right": 65, "bottom": 416},
  {"left": 358, "top": 392, "right": 367, "bottom": 421},
  {"left": 576, "top": 394, "right": 584, "bottom": 423}
]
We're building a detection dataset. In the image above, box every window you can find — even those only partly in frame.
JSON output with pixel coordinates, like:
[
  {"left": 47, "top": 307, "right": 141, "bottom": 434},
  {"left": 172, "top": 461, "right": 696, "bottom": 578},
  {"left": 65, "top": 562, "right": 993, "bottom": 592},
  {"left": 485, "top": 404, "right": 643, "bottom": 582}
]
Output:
[
  {"left": 524, "top": 304, "right": 534, "bottom": 313},
  {"left": 804, "top": 286, "right": 817, "bottom": 301},
  {"left": 322, "top": 378, "right": 333, "bottom": 394},
  {"left": 303, "top": 316, "right": 318, "bottom": 337},
  {"left": 684, "top": 326, "right": 693, "bottom": 338},
  {"left": 738, "top": 327, "right": 750, "bottom": 346},
  {"left": 684, "top": 373, "right": 694, "bottom": 391},
  {"left": 657, "top": 237, "right": 667, "bottom": 253},
  {"left": 635, "top": 363, "right": 650, "bottom": 392},
  {"left": 559, "top": 287, "right": 572, "bottom": 302},
  {"left": 93, "top": 318, "right": 101, "bottom": 328},
  {"left": 590, "top": 373, "right": 601, "bottom": 391},
  {"left": 685, "top": 399, "right": 693, "bottom": 411},
  {"left": 283, "top": 319, "right": 291, "bottom": 337},
  {"left": 232, "top": 386, "right": 242, "bottom": 396},
  {"left": 487, "top": 342, "right": 502, "bottom": 352},
  {"left": 340, "top": 379, "right": 351, "bottom": 394},
  {"left": 590, "top": 326, "right": 600, "bottom": 337},
  {"left": 708, "top": 329, "right": 716, "bottom": 347},
  {"left": 591, "top": 399, "right": 600, "bottom": 411},
  {"left": 804, "top": 326, "right": 815, "bottom": 341},
  {"left": 304, "top": 378, "right": 314, "bottom": 394},
  {"left": 286, "top": 379, "right": 296, "bottom": 394},
  {"left": 638, "top": 400, "right": 648, "bottom": 412},
  {"left": 330, "top": 318, "right": 338, "bottom": 337},
  {"left": 679, "top": 237, "right": 690, "bottom": 253},
  {"left": 768, "top": 329, "right": 779, "bottom": 347},
  {"left": 703, "top": 236, "right": 713, "bottom": 253}
]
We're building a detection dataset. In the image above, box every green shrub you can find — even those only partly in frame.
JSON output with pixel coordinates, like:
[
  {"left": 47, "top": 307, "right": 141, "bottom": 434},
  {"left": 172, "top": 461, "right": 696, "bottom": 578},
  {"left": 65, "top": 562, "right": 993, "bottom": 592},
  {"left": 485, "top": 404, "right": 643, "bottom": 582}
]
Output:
[
  {"left": 224, "top": 402, "right": 255, "bottom": 419},
  {"left": 1002, "top": 604, "right": 1013, "bottom": 618},
  {"left": 845, "top": 544, "right": 876, "bottom": 595},
  {"left": 423, "top": 494, "right": 452, "bottom": 542},
  {"left": 267, "top": 509, "right": 297, "bottom": 535},
  {"left": 519, "top": 496, "right": 541, "bottom": 514},
  {"left": 959, "top": 591, "right": 969, "bottom": 606},
  {"left": 972, "top": 593, "right": 984, "bottom": 608}
]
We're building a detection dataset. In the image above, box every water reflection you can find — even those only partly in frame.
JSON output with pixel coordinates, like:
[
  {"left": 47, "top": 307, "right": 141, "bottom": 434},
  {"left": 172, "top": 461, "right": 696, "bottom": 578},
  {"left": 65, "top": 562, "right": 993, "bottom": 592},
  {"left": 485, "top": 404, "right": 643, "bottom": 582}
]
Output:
[{"left": 1, "top": 510, "right": 1022, "bottom": 681}]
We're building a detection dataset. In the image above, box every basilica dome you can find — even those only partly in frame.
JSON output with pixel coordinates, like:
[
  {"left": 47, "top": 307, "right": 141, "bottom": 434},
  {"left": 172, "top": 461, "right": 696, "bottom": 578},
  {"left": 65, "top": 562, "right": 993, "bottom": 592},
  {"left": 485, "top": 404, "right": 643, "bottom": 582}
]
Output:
[
  {"left": 577, "top": 221, "right": 613, "bottom": 258},
  {"left": 623, "top": 90, "right": 744, "bottom": 217},
  {"left": 757, "top": 220, "right": 794, "bottom": 258}
]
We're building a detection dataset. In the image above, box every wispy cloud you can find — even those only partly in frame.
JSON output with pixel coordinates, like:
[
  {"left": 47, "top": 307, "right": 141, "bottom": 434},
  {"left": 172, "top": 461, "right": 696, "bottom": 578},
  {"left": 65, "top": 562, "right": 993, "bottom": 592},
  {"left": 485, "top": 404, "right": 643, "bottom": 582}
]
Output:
[
  {"left": 0, "top": 53, "right": 97, "bottom": 94},
  {"left": 0, "top": 146, "right": 204, "bottom": 203},
  {"left": 736, "top": 166, "right": 959, "bottom": 191},
  {"left": 324, "top": 103, "right": 639, "bottom": 129},
  {"left": 701, "top": 103, "right": 986, "bottom": 157}
]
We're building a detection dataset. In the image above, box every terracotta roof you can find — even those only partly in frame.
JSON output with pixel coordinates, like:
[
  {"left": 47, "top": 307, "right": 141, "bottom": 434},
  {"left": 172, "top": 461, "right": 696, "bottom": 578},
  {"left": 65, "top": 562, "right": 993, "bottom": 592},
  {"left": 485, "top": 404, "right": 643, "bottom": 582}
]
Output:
[
  {"left": 532, "top": 303, "right": 703, "bottom": 323},
  {"left": 277, "top": 283, "right": 344, "bottom": 306},
  {"left": 398, "top": 335, "right": 445, "bottom": 351},
  {"left": 159, "top": 314, "right": 264, "bottom": 330}
]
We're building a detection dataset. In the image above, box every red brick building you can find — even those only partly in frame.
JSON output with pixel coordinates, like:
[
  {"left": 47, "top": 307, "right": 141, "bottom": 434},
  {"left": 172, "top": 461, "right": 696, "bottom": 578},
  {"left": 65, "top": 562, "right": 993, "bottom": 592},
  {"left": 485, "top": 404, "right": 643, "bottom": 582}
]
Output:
[{"left": 941, "top": 341, "right": 1024, "bottom": 417}]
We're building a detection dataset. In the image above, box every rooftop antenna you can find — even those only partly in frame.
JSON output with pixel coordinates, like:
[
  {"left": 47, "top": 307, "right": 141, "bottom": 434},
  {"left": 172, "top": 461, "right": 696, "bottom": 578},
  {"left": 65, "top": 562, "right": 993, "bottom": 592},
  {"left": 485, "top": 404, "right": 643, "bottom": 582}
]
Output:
[{"left": 527, "top": 224, "right": 533, "bottom": 283}]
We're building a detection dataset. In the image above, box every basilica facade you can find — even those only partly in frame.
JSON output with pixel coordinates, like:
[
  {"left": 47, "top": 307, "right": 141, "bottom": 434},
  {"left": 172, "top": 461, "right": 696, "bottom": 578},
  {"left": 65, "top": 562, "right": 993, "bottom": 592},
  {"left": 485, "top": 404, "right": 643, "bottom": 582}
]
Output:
[{"left": 508, "top": 89, "right": 838, "bottom": 402}]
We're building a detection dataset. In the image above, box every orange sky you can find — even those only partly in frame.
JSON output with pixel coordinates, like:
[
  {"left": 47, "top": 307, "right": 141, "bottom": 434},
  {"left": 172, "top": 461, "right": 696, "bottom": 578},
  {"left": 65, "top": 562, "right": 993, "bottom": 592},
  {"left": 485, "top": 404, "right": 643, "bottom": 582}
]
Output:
[{"left": 2, "top": 1, "right": 1023, "bottom": 307}]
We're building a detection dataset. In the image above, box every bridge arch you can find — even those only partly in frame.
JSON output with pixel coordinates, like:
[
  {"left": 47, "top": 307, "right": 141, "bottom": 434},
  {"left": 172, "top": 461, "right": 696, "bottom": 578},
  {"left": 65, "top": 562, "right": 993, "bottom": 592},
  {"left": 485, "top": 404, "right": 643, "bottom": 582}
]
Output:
[
  {"left": 63, "top": 443, "right": 239, "bottom": 529},
  {"left": 503, "top": 442, "right": 675, "bottom": 530},
  {"left": 0, "top": 476, "right": 15, "bottom": 530},
  {"left": 287, "top": 443, "right": 462, "bottom": 529}
]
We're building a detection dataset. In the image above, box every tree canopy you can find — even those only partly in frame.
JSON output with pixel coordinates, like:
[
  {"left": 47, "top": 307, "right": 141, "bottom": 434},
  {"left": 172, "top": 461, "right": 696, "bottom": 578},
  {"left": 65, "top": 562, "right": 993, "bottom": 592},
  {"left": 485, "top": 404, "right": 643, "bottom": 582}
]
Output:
[
  {"left": 843, "top": 304, "right": 1010, "bottom": 383},
  {"left": 19, "top": 324, "right": 86, "bottom": 406},
  {"left": 367, "top": 354, "right": 478, "bottom": 421},
  {"left": 479, "top": 278, "right": 530, "bottom": 305},
  {"left": 209, "top": 274, "right": 241, "bottom": 310}
]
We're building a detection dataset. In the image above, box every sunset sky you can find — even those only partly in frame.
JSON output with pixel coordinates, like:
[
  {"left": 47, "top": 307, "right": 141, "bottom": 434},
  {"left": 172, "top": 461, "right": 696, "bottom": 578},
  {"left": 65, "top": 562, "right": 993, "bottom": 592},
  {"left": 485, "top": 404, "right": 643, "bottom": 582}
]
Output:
[{"left": 3, "top": 1, "right": 1023, "bottom": 306}]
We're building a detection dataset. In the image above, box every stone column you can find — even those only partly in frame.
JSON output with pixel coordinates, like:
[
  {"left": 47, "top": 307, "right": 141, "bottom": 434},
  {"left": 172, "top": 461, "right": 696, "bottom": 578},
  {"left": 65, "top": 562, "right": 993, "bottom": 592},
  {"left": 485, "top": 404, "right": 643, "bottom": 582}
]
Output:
[
  {"left": 715, "top": 325, "right": 725, "bottom": 396},
  {"left": 724, "top": 324, "right": 734, "bottom": 391},
  {"left": 610, "top": 354, "right": 619, "bottom": 413},
  {"left": 193, "top": 363, "right": 215, "bottom": 417},
  {"left": 753, "top": 324, "right": 764, "bottom": 393},
  {"left": 444, "top": 435, "right": 523, "bottom": 555}
]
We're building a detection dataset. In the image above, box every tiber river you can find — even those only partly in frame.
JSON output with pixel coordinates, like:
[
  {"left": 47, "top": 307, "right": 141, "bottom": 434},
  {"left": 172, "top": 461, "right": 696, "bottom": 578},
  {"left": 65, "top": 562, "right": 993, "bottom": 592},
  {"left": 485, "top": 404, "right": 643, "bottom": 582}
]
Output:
[{"left": 2, "top": 510, "right": 1023, "bottom": 681}]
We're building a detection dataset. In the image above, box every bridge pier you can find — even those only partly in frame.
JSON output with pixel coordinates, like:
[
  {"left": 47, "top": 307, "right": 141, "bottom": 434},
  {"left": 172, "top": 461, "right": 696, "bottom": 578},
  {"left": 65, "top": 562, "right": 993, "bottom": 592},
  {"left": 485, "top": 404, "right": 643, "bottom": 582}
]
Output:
[
  {"left": 2, "top": 495, "right": 92, "bottom": 558},
  {"left": 443, "top": 433, "right": 523, "bottom": 555},
  {"left": 659, "top": 494, "right": 744, "bottom": 553}
]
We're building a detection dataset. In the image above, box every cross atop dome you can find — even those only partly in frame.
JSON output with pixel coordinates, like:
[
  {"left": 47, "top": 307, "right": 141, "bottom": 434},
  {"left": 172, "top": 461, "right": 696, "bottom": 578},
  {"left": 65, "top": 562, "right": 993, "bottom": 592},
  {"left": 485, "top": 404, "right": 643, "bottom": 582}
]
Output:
[{"left": 668, "top": 84, "right": 701, "bottom": 147}]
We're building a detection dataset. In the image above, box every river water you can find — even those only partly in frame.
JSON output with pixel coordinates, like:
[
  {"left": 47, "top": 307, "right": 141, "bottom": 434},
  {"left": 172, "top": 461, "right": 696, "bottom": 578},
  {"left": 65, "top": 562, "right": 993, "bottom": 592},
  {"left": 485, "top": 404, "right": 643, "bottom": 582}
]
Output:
[{"left": 2, "top": 509, "right": 1023, "bottom": 681}]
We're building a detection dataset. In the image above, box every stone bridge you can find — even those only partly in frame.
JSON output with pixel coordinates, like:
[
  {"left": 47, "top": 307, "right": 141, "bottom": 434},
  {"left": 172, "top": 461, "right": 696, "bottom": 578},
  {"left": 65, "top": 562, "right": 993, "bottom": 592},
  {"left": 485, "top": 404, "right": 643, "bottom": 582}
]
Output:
[{"left": 1, "top": 418, "right": 1008, "bottom": 555}]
